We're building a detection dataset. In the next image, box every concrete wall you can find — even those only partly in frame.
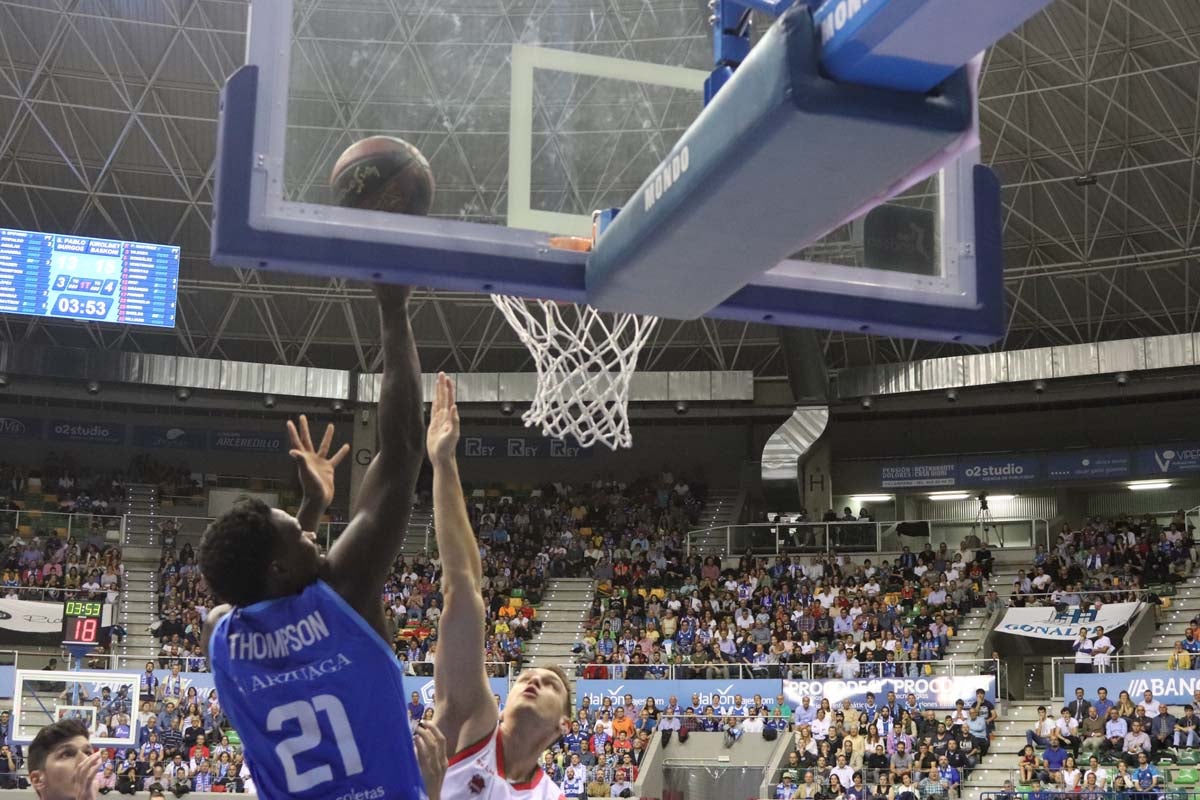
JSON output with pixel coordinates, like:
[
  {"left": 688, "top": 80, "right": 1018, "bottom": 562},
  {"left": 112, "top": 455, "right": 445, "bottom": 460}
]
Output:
[{"left": 634, "top": 731, "right": 783, "bottom": 800}]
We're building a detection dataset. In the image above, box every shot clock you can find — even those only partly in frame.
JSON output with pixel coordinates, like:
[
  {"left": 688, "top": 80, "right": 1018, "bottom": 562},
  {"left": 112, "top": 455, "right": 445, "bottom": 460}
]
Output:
[{"left": 62, "top": 600, "right": 109, "bottom": 646}]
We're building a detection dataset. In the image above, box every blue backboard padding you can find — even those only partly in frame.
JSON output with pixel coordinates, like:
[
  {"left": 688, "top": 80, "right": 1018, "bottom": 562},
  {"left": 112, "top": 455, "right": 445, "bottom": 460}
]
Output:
[
  {"left": 715, "top": 164, "right": 1004, "bottom": 344},
  {"left": 816, "top": 0, "right": 1055, "bottom": 93},
  {"left": 585, "top": 4, "right": 972, "bottom": 320}
]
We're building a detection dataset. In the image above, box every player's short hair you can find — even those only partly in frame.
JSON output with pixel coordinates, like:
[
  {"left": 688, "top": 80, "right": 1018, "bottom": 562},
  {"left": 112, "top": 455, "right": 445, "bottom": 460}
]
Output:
[
  {"left": 540, "top": 664, "right": 573, "bottom": 719},
  {"left": 29, "top": 719, "right": 89, "bottom": 772},
  {"left": 199, "top": 498, "right": 280, "bottom": 606}
]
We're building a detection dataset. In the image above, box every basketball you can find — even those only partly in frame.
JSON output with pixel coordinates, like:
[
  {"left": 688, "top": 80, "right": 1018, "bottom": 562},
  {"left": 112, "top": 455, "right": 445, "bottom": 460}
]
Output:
[{"left": 330, "top": 136, "right": 435, "bottom": 216}]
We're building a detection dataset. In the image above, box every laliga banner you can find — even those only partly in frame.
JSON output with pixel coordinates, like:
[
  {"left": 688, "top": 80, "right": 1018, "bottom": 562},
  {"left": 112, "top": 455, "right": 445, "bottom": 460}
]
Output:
[
  {"left": 1065, "top": 671, "right": 1200, "bottom": 707},
  {"left": 575, "top": 679, "right": 781, "bottom": 711},
  {"left": 784, "top": 675, "right": 995, "bottom": 711},
  {"left": 996, "top": 603, "right": 1141, "bottom": 641}
]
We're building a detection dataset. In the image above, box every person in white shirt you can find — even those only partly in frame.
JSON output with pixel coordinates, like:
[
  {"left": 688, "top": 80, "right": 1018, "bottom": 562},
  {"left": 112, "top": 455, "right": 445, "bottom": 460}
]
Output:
[
  {"left": 811, "top": 710, "right": 831, "bottom": 740},
  {"left": 743, "top": 709, "right": 765, "bottom": 734},
  {"left": 1091, "top": 627, "right": 1113, "bottom": 672},
  {"left": 831, "top": 754, "right": 854, "bottom": 788},
  {"left": 1073, "top": 628, "right": 1094, "bottom": 673},
  {"left": 1142, "top": 691, "right": 1160, "bottom": 719}
]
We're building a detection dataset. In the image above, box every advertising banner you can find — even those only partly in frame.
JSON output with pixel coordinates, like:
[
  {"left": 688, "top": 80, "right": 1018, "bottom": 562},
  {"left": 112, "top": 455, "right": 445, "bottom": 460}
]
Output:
[
  {"left": 1135, "top": 444, "right": 1200, "bottom": 477},
  {"left": 133, "top": 425, "right": 207, "bottom": 450},
  {"left": 0, "top": 417, "right": 41, "bottom": 439},
  {"left": 209, "top": 430, "right": 287, "bottom": 453},
  {"left": 402, "top": 675, "right": 511, "bottom": 710},
  {"left": 48, "top": 420, "right": 125, "bottom": 445},
  {"left": 1065, "top": 671, "right": 1200, "bottom": 707},
  {"left": 958, "top": 454, "right": 1041, "bottom": 485},
  {"left": 996, "top": 603, "right": 1141, "bottom": 641},
  {"left": 880, "top": 460, "right": 957, "bottom": 489},
  {"left": 783, "top": 675, "right": 995, "bottom": 711},
  {"left": 574, "top": 679, "right": 781, "bottom": 711},
  {"left": 1045, "top": 449, "right": 1131, "bottom": 480},
  {"left": 458, "top": 435, "right": 591, "bottom": 459}
]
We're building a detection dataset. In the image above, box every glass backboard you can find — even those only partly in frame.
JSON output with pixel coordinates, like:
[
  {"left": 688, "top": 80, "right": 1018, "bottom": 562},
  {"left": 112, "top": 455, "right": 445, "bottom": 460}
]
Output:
[{"left": 212, "top": 0, "right": 1005, "bottom": 343}]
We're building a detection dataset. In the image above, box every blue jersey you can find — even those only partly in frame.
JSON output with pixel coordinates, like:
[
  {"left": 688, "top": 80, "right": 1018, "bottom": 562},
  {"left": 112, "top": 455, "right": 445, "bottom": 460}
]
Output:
[{"left": 210, "top": 580, "right": 423, "bottom": 800}]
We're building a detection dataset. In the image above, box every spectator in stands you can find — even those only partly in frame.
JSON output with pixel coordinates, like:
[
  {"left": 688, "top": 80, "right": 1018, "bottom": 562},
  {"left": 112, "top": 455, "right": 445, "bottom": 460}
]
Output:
[
  {"left": 1121, "top": 720, "right": 1151, "bottom": 766},
  {"left": 1149, "top": 704, "right": 1176, "bottom": 756},
  {"left": 1176, "top": 705, "right": 1199, "bottom": 748},
  {"left": 1026, "top": 706, "right": 1055, "bottom": 748},
  {"left": 1078, "top": 706, "right": 1105, "bottom": 757}
]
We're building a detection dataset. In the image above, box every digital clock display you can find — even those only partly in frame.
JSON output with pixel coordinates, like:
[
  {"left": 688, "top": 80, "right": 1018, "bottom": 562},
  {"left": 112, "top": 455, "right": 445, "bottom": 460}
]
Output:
[{"left": 62, "top": 600, "right": 107, "bottom": 645}]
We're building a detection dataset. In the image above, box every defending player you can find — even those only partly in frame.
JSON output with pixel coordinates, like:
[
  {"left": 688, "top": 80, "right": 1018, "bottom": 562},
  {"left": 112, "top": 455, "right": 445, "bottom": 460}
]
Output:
[
  {"left": 200, "top": 285, "right": 428, "bottom": 799},
  {"left": 426, "top": 372, "right": 572, "bottom": 799}
]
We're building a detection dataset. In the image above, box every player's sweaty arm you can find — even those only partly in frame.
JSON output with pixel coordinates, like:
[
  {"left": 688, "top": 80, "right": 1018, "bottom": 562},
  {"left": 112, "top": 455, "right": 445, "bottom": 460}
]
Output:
[
  {"left": 427, "top": 373, "right": 497, "bottom": 754},
  {"left": 326, "top": 284, "right": 424, "bottom": 635}
]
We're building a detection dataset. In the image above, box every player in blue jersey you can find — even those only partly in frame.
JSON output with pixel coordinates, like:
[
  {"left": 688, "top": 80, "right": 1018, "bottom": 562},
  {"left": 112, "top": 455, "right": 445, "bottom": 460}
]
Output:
[
  {"left": 199, "top": 285, "right": 442, "bottom": 800},
  {"left": 427, "top": 373, "right": 571, "bottom": 800}
]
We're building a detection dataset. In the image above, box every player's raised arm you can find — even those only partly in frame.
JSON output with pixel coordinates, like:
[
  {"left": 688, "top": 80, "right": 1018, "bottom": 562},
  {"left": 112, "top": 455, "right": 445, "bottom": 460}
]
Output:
[
  {"left": 426, "top": 373, "right": 496, "bottom": 754},
  {"left": 287, "top": 414, "right": 350, "bottom": 534},
  {"left": 325, "top": 284, "right": 424, "bottom": 630}
]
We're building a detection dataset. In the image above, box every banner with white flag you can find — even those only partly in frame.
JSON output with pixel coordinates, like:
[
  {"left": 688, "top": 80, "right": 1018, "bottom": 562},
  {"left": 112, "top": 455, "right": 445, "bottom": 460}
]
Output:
[
  {"left": 996, "top": 603, "right": 1142, "bottom": 641},
  {"left": 0, "top": 598, "right": 63, "bottom": 646}
]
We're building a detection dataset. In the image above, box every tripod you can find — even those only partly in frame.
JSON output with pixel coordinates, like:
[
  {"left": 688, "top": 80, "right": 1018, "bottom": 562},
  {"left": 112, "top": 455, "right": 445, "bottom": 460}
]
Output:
[{"left": 971, "top": 494, "right": 998, "bottom": 546}]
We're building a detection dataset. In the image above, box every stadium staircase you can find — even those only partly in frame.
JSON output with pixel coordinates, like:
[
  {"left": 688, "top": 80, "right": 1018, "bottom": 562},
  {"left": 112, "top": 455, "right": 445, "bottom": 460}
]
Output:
[
  {"left": 399, "top": 505, "right": 433, "bottom": 558},
  {"left": 958, "top": 569, "right": 1200, "bottom": 800},
  {"left": 688, "top": 488, "right": 743, "bottom": 555},
  {"left": 117, "top": 484, "right": 164, "bottom": 669},
  {"left": 525, "top": 577, "right": 596, "bottom": 671}
]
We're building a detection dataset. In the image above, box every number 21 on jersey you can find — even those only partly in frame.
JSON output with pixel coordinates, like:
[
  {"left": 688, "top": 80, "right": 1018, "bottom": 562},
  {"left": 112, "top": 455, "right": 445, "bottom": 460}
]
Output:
[{"left": 268, "top": 694, "right": 363, "bottom": 793}]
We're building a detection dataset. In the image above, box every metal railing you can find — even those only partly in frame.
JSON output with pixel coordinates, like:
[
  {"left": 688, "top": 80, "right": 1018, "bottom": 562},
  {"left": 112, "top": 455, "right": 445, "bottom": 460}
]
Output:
[
  {"left": 685, "top": 518, "right": 1049, "bottom": 557},
  {"left": 1047, "top": 652, "right": 1141, "bottom": 699},
  {"left": 125, "top": 513, "right": 422, "bottom": 553},
  {"left": 561, "top": 657, "right": 1000, "bottom": 683},
  {"left": 0, "top": 509, "right": 122, "bottom": 541}
]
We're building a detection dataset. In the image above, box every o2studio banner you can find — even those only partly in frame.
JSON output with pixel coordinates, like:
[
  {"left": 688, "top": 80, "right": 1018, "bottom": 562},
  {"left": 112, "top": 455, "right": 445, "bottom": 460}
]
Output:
[
  {"left": 575, "top": 679, "right": 781, "bottom": 711},
  {"left": 1065, "top": 671, "right": 1200, "bottom": 707},
  {"left": 0, "top": 598, "right": 64, "bottom": 647},
  {"left": 784, "top": 676, "right": 995, "bottom": 711},
  {"left": 997, "top": 603, "right": 1141, "bottom": 641}
]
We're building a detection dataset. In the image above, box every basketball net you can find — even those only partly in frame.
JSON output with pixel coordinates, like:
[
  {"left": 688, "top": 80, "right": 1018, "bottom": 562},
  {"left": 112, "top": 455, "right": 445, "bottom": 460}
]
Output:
[{"left": 490, "top": 295, "right": 658, "bottom": 450}]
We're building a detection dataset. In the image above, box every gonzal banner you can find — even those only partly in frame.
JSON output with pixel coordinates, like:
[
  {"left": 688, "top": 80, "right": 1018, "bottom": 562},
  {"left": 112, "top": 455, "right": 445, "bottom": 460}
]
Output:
[{"left": 996, "top": 603, "right": 1141, "bottom": 641}]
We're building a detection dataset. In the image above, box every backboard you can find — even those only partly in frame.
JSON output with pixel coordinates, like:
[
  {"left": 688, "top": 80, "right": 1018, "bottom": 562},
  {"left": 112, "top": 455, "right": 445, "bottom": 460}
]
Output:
[
  {"left": 212, "top": 0, "right": 1011, "bottom": 343},
  {"left": 11, "top": 669, "right": 140, "bottom": 749}
]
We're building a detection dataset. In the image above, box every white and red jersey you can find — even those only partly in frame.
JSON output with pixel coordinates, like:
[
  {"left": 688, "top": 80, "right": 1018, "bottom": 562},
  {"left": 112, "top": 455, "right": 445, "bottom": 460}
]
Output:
[{"left": 445, "top": 726, "right": 565, "bottom": 800}]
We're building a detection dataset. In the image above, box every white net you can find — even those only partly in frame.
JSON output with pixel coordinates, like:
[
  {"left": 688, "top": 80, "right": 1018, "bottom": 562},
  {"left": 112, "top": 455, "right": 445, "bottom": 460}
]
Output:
[{"left": 490, "top": 296, "right": 659, "bottom": 450}]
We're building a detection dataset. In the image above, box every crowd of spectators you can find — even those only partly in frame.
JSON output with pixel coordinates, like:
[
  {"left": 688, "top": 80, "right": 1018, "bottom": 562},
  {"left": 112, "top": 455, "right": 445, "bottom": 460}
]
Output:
[
  {"left": 1017, "top": 683, "right": 1200, "bottom": 797},
  {"left": 572, "top": 537, "right": 990, "bottom": 681},
  {"left": 529, "top": 687, "right": 999, "bottom": 799},
  {"left": 1002, "top": 513, "right": 1193, "bottom": 613}
]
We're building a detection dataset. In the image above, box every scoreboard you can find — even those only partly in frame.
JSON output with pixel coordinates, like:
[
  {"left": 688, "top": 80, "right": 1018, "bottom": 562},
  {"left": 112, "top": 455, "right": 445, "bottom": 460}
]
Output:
[
  {"left": 0, "top": 227, "right": 179, "bottom": 327},
  {"left": 62, "top": 600, "right": 110, "bottom": 646}
]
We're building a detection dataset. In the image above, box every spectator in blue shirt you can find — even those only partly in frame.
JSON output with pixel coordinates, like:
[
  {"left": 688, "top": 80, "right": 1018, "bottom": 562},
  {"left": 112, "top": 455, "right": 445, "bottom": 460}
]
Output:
[
  {"left": 1042, "top": 738, "right": 1068, "bottom": 784},
  {"left": 406, "top": 691, "right": 424, "bottom": 722}
]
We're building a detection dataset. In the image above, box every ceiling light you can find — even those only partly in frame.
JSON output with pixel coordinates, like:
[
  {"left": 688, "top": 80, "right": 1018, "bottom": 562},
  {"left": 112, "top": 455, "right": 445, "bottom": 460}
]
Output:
[
  {"left": 988, "top": 495, "right": 1015, "bottom": 502},
  {"left": 851, "top": 495, "right": 893, "bottom": 503},
  {"left": 1128, "top": 480, "right": 1171, "bottom": 491},
  {"left": 928, "top": 492, "right": 969, "bottom": 501}
]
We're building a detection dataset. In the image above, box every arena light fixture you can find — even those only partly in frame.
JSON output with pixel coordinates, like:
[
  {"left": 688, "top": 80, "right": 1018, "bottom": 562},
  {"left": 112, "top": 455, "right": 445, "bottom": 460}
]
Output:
[
  {"left": 987, "top": 494, "right": 1015, "bottom": 501},
  {"left": 928, "top": 491, "right": 969, "bottom": 500},
  {"left": 851, "top": 494, "right": 893, "bottom": 503},
  {"left": 1127, "top": 480, "right": 1171, "bottom": 491}
]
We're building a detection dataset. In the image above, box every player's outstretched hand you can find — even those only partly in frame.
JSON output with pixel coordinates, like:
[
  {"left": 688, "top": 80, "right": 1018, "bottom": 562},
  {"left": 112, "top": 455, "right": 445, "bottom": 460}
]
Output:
[
  {"left": 426, "top": 372, "right": 459, "bottom": 466},
  {"left": 415, "top": 720, "right": 447, "bottom": 800},
  {"left": 287, "top": 414, "right": 350, "bottom": 511},
  {"left": 73, "top": 751, "right": 104, "bottom": 800}
]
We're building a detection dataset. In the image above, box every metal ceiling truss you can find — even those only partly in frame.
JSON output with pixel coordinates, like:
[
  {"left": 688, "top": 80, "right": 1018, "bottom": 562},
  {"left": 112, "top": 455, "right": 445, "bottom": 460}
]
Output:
[{"left": 1, "top": 0, "right": 1198, "bottom": 375}]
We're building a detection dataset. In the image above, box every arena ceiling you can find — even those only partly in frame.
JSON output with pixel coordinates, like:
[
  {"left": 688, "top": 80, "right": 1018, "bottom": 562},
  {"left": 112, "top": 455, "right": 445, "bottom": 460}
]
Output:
[{"left": 1, "top": 0, "right": 1199, "bottom": 377}]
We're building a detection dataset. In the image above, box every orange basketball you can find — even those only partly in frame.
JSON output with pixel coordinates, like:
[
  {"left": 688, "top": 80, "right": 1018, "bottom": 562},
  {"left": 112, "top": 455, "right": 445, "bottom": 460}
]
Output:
[{"left": 330, "top": 136, "right": 435, "bottom": 216}]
